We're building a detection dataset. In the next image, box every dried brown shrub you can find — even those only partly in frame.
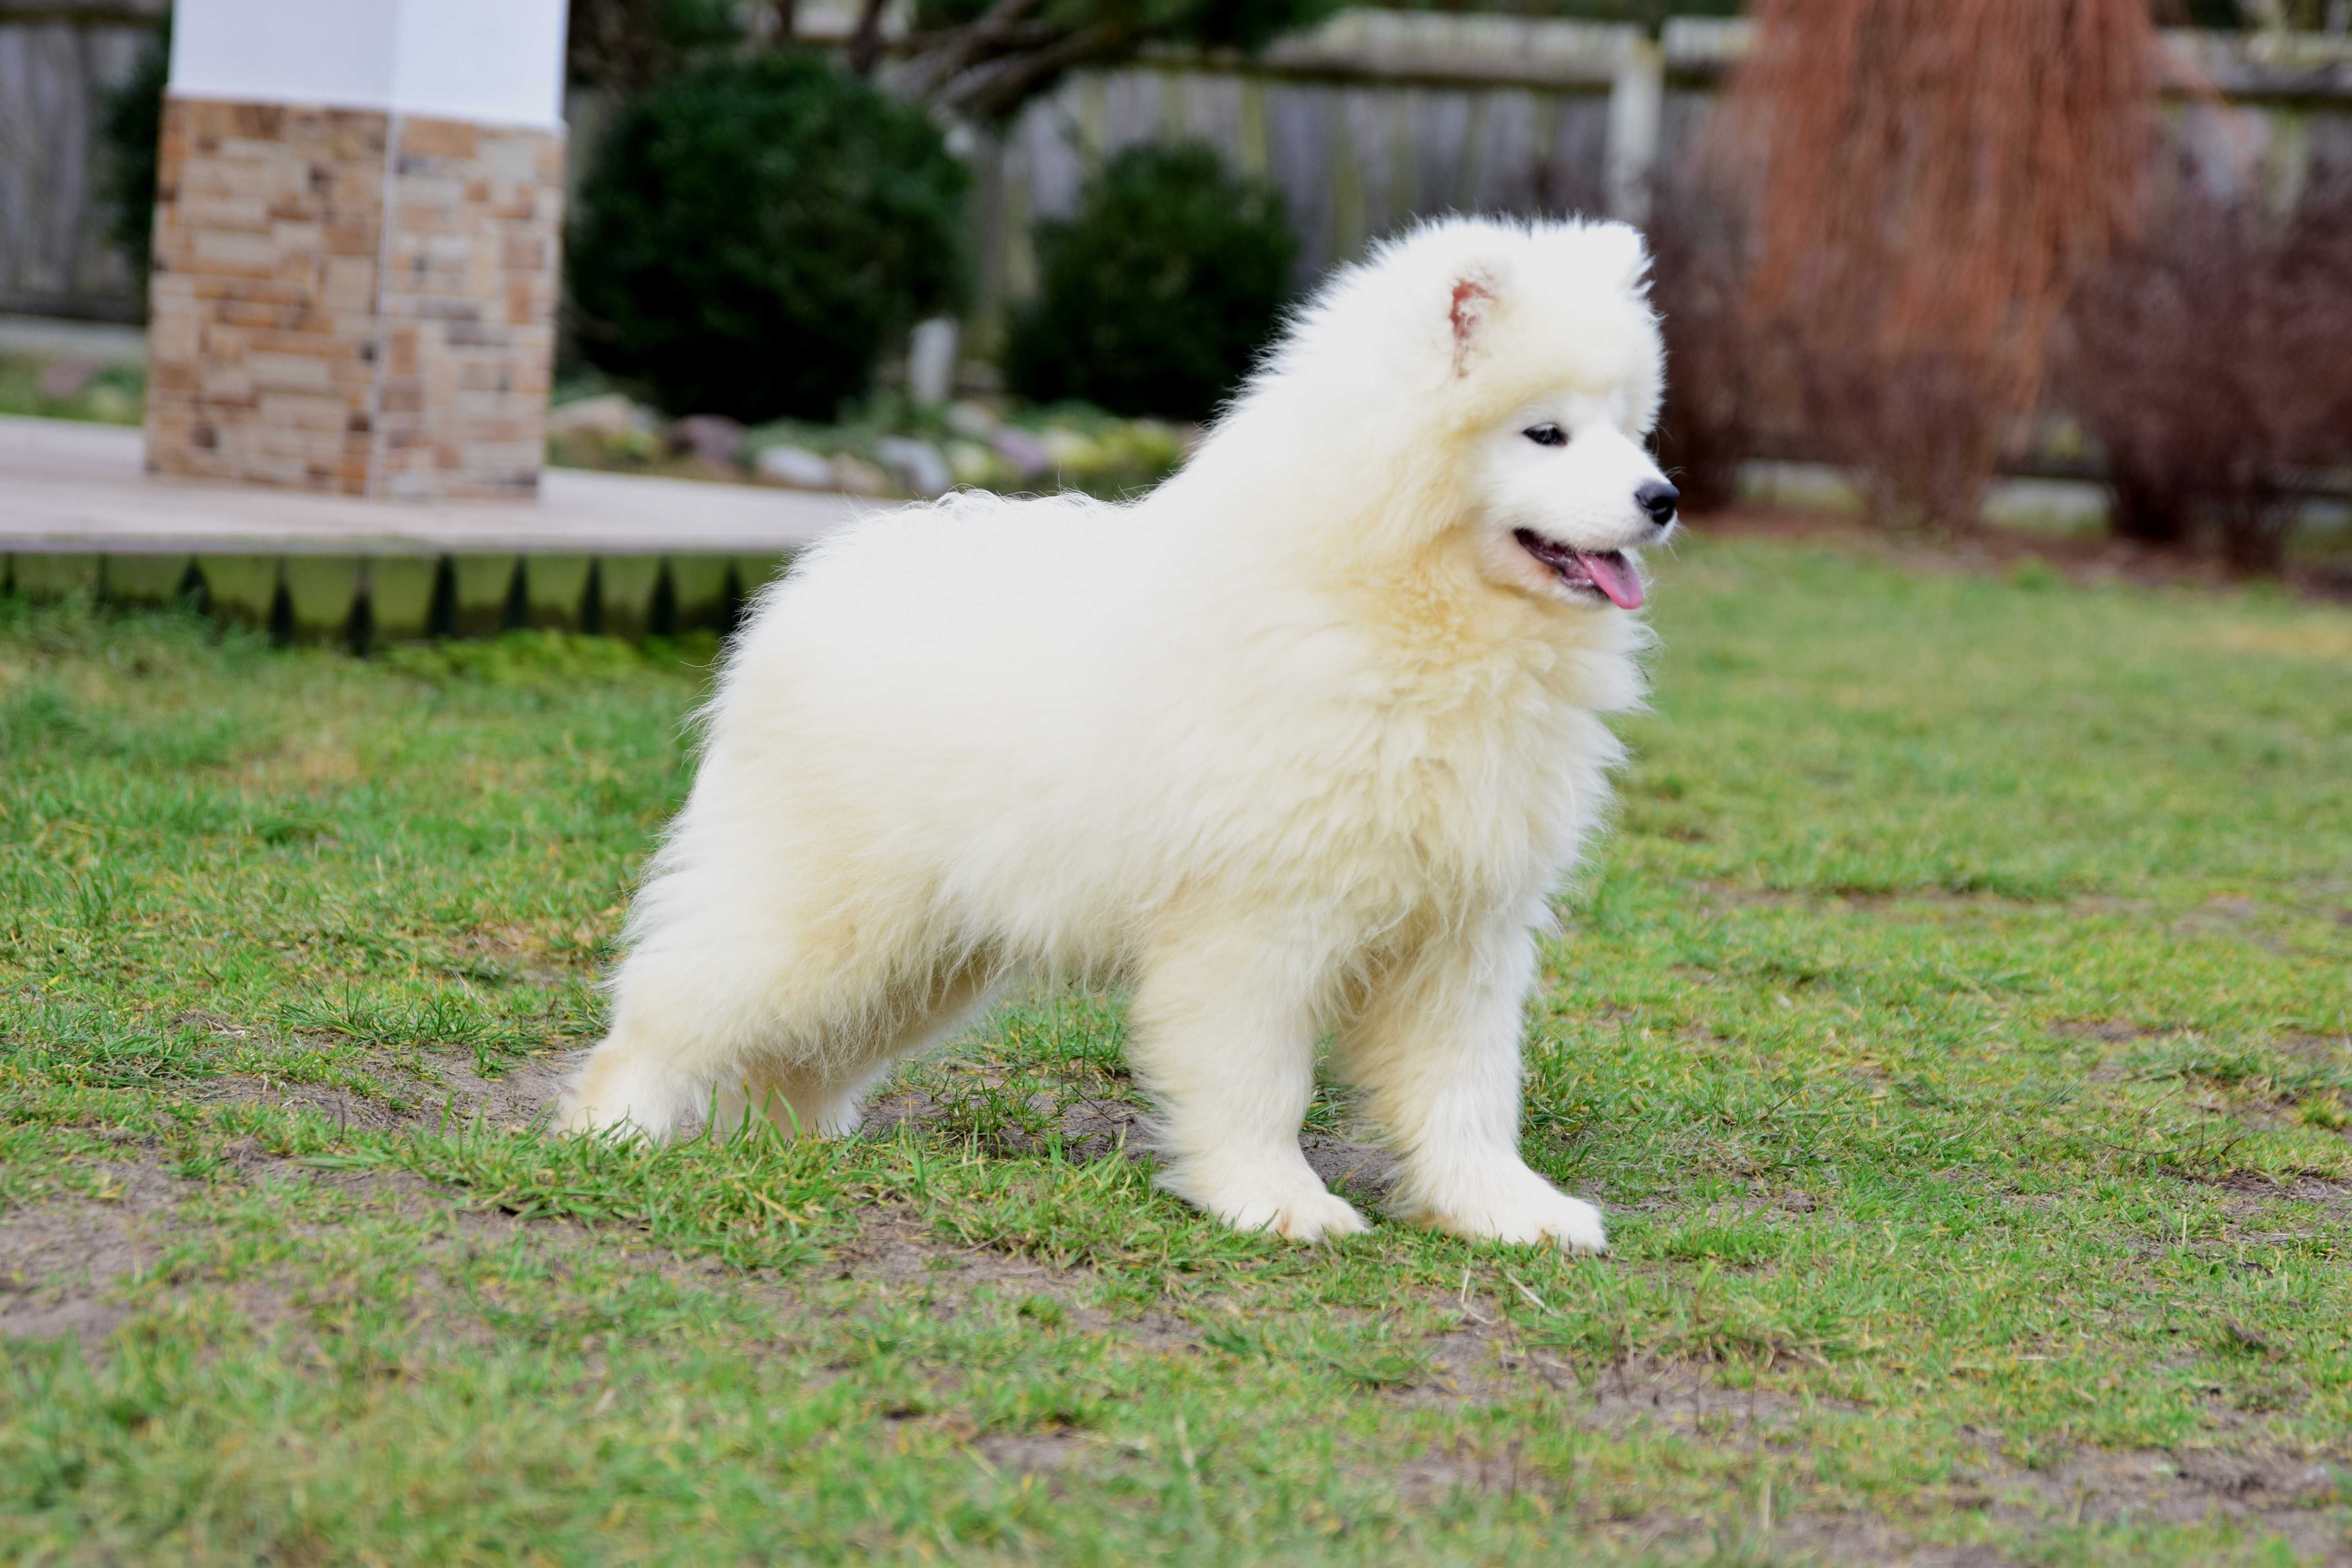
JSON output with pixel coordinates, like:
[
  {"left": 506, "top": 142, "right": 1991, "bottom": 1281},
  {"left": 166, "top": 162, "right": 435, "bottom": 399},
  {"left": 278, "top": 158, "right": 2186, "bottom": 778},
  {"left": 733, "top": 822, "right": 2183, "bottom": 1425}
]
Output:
[
  {"left": 1800, "top": 342, "right": 2019, "bottom": 532},
  {"left": 1710, "top": 0, "right": 2161, "bottom": 530},
  {"left": 2059, "top": 169, "right": 2352, "bottom": 574},
  {"left": 1646, "top": 172, "right": 1759, "bottom": 515}
]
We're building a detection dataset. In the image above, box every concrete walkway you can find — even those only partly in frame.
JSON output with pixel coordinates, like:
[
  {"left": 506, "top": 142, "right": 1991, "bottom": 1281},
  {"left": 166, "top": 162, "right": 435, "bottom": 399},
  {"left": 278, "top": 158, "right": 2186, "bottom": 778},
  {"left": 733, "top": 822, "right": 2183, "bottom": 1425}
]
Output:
[
  {"left": 0, "top": 415, "right": 884, "bottom": 641},
  {"left": 0, "top": 415, "right": 870, "bottom": 556}
]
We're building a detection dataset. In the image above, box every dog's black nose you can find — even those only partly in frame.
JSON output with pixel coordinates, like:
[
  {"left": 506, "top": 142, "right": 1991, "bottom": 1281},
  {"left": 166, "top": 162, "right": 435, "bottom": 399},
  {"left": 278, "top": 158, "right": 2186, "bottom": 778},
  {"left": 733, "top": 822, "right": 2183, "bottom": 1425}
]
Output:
[{"left": 1636, "top": 480, "right": 1679, "bottom": 527}]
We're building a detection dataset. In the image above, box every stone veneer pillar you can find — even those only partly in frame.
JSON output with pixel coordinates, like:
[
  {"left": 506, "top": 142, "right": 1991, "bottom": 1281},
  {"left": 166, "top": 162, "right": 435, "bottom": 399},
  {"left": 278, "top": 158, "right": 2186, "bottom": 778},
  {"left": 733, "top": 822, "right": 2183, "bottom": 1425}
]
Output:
[{"left": 143, "top": 0, "right": 568, "bottom": 500}]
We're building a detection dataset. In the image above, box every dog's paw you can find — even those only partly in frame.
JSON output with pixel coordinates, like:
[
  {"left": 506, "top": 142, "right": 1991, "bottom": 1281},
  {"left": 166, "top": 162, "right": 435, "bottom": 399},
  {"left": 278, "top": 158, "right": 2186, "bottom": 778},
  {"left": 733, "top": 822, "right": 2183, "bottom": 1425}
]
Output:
[
  {"left": 553, "top": 1095, "right": 650, "bottom": 1140},
  {"left": 554, "top": 1045, "right": 695, "bottom": 1141},
  {"left": 1170, "top": 1165, "right": 1371, "bottom": 1243},
  {"left": 1419, "top": 1169, "right": 1608, "bottom": 1253},
  {"left": 1225, "top": 1185, "right": 1372, "bottom": 1243}
]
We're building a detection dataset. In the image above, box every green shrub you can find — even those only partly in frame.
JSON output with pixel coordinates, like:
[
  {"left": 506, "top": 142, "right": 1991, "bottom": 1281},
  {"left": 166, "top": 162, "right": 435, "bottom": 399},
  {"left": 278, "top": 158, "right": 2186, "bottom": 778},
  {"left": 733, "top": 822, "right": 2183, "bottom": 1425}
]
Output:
[
  {"left": 564, "top": 0, "right": 744, "bottom": 94},
  {"left": 567, "top": 53, "right": 969, "bottom": 421},
  {"left": 1003, "top": 142, "right": 1296, "bottom": 423},
  {"left": 98, "top": 22, "right": 170, "bottom": 286}
]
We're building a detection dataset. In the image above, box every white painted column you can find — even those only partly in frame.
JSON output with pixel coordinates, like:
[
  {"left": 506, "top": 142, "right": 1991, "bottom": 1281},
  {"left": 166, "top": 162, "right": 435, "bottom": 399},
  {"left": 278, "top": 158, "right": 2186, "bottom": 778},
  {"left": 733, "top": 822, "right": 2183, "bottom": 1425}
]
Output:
[
  {"left": 148, "top": 0, "right": 572, "bottom": 501},
  {"left": 169, "top": 0, "right": 567, "bottom": 131}
]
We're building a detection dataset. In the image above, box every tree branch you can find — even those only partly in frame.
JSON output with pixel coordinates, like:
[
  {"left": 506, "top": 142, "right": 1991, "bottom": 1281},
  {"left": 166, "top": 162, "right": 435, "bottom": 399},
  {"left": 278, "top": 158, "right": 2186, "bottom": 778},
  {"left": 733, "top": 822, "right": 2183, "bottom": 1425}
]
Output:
[
  {"left": 847, "top": 0, "right": 892, "bottom": 74},
  {"left": 895, "top": 0, "right": 1052, "bottom": 98},
  {"left": 936, "top": 18, "right": 1136, "bottom": 120}
]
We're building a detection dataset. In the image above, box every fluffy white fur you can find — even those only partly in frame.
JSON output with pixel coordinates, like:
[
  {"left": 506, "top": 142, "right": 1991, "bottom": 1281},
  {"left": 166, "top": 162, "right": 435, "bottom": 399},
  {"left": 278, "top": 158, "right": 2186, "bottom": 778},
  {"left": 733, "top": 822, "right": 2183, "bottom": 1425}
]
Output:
[{"left": 560, "top": 215, "right": 1676, "bottom": 1251}]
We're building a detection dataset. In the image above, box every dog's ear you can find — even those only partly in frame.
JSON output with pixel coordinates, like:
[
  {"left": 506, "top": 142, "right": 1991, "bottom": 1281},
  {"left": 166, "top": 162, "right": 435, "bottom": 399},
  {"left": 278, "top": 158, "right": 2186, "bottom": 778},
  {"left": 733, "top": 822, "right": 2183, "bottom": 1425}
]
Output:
[{"left": 1447, "top": 268, "right": 1498, "bottom": 376}]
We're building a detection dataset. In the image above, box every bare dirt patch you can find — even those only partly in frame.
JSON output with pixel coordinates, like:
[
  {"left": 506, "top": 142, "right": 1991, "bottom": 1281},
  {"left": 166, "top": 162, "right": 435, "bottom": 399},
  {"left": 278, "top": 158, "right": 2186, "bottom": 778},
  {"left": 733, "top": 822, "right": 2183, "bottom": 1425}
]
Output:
[
  {"left": 1576, "top": 1363, "right": 2342, "bottom": 1564},
  {"left": 413, "top": 1052, "right": 578, "bottom": 1131},
  {"left": 1971, "top": 1440, "right": 2349, "bottom": 1565},
  {"left": 857, "top": 1080, "right": 1147, "bottom": 1162},
  {"left": 199, "top": 1072, "right": 419, "bottom": 1132},
  {"left": 858, "top": 1074, "right": 1404, "bottom": 1207},
  {"left": 802, "top": 1202, "right": 1202, "bottom": 1355},
  {"left": 1383, "top": 1330, "right": 1995, "bottom": 1560},
  {"left": 1765, "top": 1515, "right": 2018, "bottom": 1568},
  {"left": 819, "top": 1201, "right": 1061, "bottom": 1291},
  {"left": 1380, "top": 1286, "right": 2348, "bottom": 1564},
  {"left": 0, "top": 1171, "right": 186, "bottom": 1345},
  {"left": 1694, "top": 881, "right": 2038, "bottom": 915},
  {"left": 2052, "top": 1019, "right": 2174, "bottom": 1047},
  {"left": 2281, "top": 1033, "right": 2352, "bottom": 1067},
  {"left": 198, "top": 1049, "right": 579, "bottom": 1135},
  {"left": 446, "top": 921, "right": 597, "bottom": 985},
  {"left": 972, "top": 1428, "right": 1093, "bottom": 1482},
  {"left": 2174, "top": 1167, "right": 2352, "bottom": 1210},
  {"left": 0, "top": 1144, "right": 622, "bottom": 1358},
  {"left": 1304, "top": 1134, "right": 1401, "bottom": 1204}
]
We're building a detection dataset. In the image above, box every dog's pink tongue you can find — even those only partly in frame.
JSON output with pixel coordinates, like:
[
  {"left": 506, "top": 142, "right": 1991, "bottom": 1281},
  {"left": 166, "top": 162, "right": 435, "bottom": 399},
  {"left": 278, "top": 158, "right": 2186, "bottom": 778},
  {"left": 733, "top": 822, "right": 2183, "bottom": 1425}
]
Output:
[{"left": 1583, "top": 552, "right": 1644, "bottom": 610}]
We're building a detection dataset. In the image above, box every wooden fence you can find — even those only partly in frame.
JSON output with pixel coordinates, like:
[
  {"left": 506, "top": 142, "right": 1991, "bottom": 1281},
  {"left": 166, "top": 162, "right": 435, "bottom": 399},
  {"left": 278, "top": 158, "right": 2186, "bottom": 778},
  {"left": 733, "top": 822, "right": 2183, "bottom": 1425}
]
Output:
[
  {"left": 967, "top": 15, "right": 2352, "bottom": 329},
  {"left": 0, "top": 0, "right": 163, "bottom": 321}
]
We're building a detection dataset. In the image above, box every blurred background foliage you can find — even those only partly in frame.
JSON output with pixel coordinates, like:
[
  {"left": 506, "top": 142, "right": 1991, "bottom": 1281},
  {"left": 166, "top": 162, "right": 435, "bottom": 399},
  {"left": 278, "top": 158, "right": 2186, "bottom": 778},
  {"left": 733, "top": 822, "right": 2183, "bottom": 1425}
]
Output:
[
  {"left": 566, "top": 0, "right": 750, "bottom": 93},
  {"left": 566, "top": 52, "right": 970, "bottom": 421},
  {"left": 96, "top": 21, "right": 169, "bottom": 294},
  {"left": 895, "top": 0, "right": 1348, "bottom": 119},
  {"left": 1003, "top": 143, "right": 1296, "bottom": 421}
]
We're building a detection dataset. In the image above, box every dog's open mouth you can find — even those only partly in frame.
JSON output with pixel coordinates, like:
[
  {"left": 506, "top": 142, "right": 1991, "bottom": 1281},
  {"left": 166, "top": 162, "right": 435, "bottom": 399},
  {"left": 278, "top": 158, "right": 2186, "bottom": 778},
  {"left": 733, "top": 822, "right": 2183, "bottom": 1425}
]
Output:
[{"left": 1514, "top": 530, "right": 1643, "bottom": 610}]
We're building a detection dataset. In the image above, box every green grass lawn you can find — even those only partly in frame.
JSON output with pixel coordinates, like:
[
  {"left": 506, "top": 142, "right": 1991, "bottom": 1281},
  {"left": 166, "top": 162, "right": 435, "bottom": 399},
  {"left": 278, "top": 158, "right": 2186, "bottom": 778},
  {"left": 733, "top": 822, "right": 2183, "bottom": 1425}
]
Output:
[{"left": 2, "top": 537, "right": 2348, "bottom": 1565}]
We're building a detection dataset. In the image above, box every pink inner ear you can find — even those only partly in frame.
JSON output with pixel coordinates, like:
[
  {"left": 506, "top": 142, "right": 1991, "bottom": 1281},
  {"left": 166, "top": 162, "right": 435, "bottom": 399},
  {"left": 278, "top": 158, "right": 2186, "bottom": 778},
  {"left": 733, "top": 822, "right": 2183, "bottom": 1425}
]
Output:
[{"left": 1449, "top": 275, "right": 1494, "bottom": 373}]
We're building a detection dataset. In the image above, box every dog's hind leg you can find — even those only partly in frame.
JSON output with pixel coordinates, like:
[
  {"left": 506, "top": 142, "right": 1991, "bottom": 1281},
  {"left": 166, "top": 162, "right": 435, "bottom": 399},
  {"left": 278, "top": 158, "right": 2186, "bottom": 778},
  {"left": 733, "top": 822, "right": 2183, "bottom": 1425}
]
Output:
[
  {"left": 557, "top": 926, "right": 814, "bottom": 1140},
  {"left": 1128, "top": 926, "right": 1369, "bottom": 1243},
  {"left": 558, "top": 841, "right": 938, "bottom": 1140},
  {"left": 722, "top": 957, "right": 1000, "bottom": 1140},
  {"left": 1334, "top": 920, "right": 1606, "bottom": 1252}
]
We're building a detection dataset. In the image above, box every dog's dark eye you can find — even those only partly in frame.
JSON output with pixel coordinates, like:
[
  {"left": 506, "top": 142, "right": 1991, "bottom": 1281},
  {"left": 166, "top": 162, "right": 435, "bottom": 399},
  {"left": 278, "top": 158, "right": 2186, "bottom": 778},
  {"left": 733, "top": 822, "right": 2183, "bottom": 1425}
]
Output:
[{"left": 1523, "top": 423, "right": 1566, "bottom": 447}]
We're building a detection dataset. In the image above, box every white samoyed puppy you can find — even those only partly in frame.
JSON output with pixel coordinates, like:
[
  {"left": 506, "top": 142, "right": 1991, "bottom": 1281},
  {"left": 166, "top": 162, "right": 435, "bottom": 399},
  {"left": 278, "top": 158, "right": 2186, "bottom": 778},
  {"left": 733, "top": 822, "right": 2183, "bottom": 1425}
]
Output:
[{"left": 560, "top": 214, "right": 1678, "bottom": 1251}]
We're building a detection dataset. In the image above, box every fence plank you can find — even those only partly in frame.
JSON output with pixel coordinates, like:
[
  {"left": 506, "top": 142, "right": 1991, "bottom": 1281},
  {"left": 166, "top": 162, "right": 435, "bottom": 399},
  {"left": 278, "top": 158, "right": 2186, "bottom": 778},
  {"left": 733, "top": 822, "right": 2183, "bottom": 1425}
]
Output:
[{"left": 0, "top": 13, "right": 157, "bottom": 319}]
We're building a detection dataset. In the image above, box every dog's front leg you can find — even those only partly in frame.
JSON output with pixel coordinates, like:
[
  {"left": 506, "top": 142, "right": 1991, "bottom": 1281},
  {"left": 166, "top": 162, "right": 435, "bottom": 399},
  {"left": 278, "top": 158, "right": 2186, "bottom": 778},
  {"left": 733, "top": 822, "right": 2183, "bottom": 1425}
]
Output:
[
  {"left": 1128, "top": 927, "right": 1369, "bottom": 1243},
  {"left": 1337, "top": 921, "right": 1606, "bottom": 1252}
]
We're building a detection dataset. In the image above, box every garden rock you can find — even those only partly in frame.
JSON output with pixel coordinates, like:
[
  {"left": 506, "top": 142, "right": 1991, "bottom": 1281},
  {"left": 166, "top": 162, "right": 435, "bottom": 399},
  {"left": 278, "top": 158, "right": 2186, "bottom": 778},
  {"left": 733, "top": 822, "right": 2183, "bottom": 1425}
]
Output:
[
  {"left": 874, "top": 437, "right": 952, "bottom": 498},
  {"left": 1040, "top": 427, "right": 1097, "bottom": 470},
  {"left": 546, "top": 394, "right": 646, "bottom": 439},
  {"left": 946, "top": 400, "right": 1001, "bottom": 440},
  {"left": 944, "top": 439, "right": 997, "bottom": 486},
  {"left": 989, "top": 427, "right": 1051, "bottom": 478},
  {"left": 671, "top": 414, "right": 746, "bottom": 467},
  {"left": 829, "top": 455, "right": 893, "bottom": 496},
  {"left": 756, "top": 444, "right": 836, "bottom": 490}
]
